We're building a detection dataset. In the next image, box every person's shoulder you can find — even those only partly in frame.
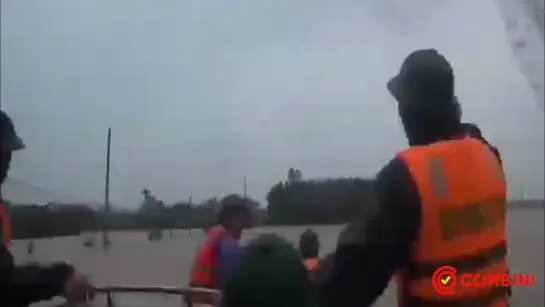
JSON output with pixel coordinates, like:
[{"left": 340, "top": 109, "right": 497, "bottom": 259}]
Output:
[
  {"left": 374, "top": 154, "right": 420, "bottom": 216},
  {"left": 461, "top": 122, "right": 503, "bottom": 164},
  {"left": 462, "top": 122, "right": 482, "bottom": 137},
  {"left": 375, "top": 155, "right": 410, "bottom": 187}
]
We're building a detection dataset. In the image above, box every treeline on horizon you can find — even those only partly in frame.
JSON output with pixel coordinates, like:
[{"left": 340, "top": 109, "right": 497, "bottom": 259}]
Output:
[
  {"left": 5, "top": 168, "right": 545, "bottom": 239},
  {"left": 6, "top": 168, "right": 375, "bottom": 239}
]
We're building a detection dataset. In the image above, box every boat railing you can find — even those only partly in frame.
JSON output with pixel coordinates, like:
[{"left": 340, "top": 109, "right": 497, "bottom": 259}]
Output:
[{"left": 55, "top": 285, "right": 221, "bottom": 307}]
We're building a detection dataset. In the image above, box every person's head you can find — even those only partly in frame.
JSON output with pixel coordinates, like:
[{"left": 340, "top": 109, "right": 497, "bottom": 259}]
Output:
[
  {"left": 0, "top": 111, "right": 25, "bottom": 184},
  {"left": 387, "top": 49, "right": 461, "bottom": 145},
  {"left": 221, "top": 233, "right": 315, "bottom": 307},
  {"left": 217, "top": 202, "right": 251, "bottom": 233},
  {"left": 298, "top": 228, "right": 320, "bottom": 259}
]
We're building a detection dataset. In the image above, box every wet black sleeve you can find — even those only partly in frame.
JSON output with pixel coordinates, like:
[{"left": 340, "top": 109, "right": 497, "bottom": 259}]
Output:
[
  {"left": 0, "top": 243, "right": 74, "bottom": 306},
  {"left": 318, "top": 157, "right": 422, "bottom": 307}
]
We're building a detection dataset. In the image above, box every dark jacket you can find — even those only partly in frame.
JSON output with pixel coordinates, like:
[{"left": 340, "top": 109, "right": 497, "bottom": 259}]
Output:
[
  {"left": 317, "top": 125, "right": 503, "bottom": 307},
  {"left": 0, "top": 202, "right": 74, "bottom": 307},
  {"left": 462, "top": 122, "right": 501, "bottom": 164}
]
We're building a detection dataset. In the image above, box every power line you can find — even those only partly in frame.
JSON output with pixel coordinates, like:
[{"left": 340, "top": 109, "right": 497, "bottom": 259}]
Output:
[{"left": 3, "top": 176, "right": 86, "bottom": 203}]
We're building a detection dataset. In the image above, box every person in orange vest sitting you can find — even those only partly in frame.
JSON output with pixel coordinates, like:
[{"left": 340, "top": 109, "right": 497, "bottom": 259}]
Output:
[
  {"left": 0, "top": 110, "right": 95, "bottom": 307},
  {"left": 189, "top": 202, "right": 251, "bottom": 290},
  {"left": 317, "top": 49, "right": 510, "bottom": 307},
  {"left": 298, "top": 228, "right": 320, "bottom": 276}
]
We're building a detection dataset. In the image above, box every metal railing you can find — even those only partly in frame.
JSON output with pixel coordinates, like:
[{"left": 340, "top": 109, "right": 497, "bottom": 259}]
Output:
[{"left": 55, "top": 286, "right": 221, "bottom": 307}]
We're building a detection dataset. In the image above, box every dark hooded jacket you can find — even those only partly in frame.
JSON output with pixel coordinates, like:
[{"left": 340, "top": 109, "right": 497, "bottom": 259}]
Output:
[
  {"left": 299, "top": 228, "right": 320, "bottom": 259},
  {"left": 1, "top": 110, "right": 75, "bottom": 307},
  {"left": 317, "top": 49, "right": 504, "bottom": 307},
  {"left": 0, "top": 239, "right": 74, "bottom": 307}
]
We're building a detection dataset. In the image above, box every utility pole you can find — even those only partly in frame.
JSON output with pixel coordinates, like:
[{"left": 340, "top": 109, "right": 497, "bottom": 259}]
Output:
[
  {"left": 102, "top": 128, "right": 112, "bottom": 251},
  {"left": 243, "top": 177, "right": 247, "bottom": 200}
]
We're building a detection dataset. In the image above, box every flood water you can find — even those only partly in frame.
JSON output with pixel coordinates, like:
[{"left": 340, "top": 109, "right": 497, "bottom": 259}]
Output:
[{"left": 14, "top": 210, "right": 543, "bottom": 307}]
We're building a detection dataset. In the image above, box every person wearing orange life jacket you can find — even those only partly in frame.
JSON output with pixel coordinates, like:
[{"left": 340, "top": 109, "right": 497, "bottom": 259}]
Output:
[
  {"left": 318, "top": 49, "right": 509, "bottom": 307},
  {"left": 189, "top": 202, "right": 251, "bottom": 289},
  {"left": 303, "top": 258, "right": 319, "bottom": 273},
  {"left": 0, "top": 110, "right": 95, "bottom": 307},
  {"left": 298, "top": 228, "right": 320, "bottom": 276},
  {"left": 0, "top": 200, "right": 11, "bottom": 250}
]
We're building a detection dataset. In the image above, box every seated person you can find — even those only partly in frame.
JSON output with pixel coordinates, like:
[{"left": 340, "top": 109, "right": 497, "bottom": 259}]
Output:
[
  {"left": 221, "top": 234, "right": 315, "bottom": 307},
  {"left": 298, "top": 228, "right": 320, "bottom": 274}
]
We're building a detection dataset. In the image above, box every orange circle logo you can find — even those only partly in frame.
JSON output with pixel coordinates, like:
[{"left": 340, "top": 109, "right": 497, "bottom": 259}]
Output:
[{"left": 432, "top": 266, "right": 457, "bottom": 295}]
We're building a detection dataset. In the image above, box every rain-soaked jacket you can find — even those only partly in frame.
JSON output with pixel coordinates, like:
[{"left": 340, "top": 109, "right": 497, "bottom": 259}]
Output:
[
  {"left": 317, "top": 123, "right": 503, "bottom": 307},
  {"left": 0, "top": 200, "right": 75, "bottom": 307}
]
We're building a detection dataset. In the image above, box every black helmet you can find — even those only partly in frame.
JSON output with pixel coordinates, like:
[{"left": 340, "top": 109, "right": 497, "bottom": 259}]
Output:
[{"left": 387, "top": 49, "right": 454, "bottom": 105}]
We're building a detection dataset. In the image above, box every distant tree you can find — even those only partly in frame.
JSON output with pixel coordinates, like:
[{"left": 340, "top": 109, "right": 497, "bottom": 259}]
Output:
[
  {"left": 6, "top": 171, "right": 381, "bottom": 240},
  {"left": 288, "top": 168, "right": 296, "bottom": 182},
  {"left": 139, "top": 188, "right": 159, "bottom": 213},
  {"left": 220, "top": 193, "right": 260, "bottom": 211},
  {"left": 295, "top": 169, "right": 303, "bottom": 181},
  {"left": 9, "top": 203, "right": 97, "bottom": 239},
  {"left": 266, "top": 177, "right": 375, "bottom": 225},
  {"left": 142, "top": 188, "right": 151, "bottom": 198},
  {"left": 287, "top": 168, "right": 303, "bottom": 183}
]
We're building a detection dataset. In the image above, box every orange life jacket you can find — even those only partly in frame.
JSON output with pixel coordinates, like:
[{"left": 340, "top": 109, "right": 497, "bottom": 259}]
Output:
[
  {"left": 395, "top": 137, "right": 509, "bottom": 307},
  {"left": 304, "top": 258, "right": 319, "bottom": 272},
  {"left": 304, "top": 258, "right": 319, "bottom": 281},
  {"left": 0, "top": 202, "right": 11, "bottom": 252},
  {"left": 189, "top": 225, "right": 227, "bottom": 288}
]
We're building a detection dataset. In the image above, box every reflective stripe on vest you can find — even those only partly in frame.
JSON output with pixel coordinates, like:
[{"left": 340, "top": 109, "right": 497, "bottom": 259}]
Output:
[
  {"left": 189, "top": 225, "right": 226, "bottom": 288},
  {"left": 396, "top": 138, "right": 509, "bottom": 307},
  {"left": 0, "top": 202, "right": 11, "bottom": 251}
]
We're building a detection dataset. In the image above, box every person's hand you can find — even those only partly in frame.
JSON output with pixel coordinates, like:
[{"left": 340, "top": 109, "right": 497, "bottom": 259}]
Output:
[{"left": 64, "top": 272, "right": 95, "bottom": 304}]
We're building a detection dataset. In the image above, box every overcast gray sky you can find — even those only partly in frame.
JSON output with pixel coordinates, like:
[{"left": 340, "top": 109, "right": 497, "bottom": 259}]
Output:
[{"left": 1, "top": 0, "right": 543, "bottom": 207}]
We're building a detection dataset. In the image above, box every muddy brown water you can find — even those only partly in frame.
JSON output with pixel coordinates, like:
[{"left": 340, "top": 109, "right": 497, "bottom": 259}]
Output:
[{"left": 13, "top": 210, "right": 543, "bottom": 307}]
